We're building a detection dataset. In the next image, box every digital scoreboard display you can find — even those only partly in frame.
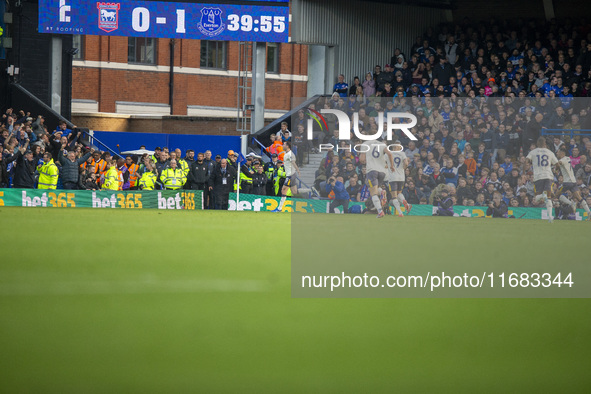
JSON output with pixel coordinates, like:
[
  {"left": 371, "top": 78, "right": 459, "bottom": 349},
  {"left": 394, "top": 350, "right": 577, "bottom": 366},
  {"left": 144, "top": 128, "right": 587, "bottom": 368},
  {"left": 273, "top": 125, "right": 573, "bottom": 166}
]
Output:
[{"left": 39, "top": 0, "right": 290, "bottom": 43}]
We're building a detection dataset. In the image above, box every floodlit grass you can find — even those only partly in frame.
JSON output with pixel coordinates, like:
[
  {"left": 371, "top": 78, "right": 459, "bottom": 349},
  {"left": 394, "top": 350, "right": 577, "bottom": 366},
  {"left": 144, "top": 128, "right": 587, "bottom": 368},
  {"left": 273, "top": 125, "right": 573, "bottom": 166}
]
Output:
[{"left": 0, "top": 208, "right": 590, "bottom": 392}]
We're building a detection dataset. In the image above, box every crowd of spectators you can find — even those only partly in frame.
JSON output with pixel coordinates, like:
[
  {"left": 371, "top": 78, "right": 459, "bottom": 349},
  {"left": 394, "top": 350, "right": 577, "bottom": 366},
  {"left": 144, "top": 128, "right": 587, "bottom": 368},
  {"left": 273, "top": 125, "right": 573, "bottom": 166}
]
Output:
[
  {"left": 1, "top": 108, "right": 298, "bottom": 210},
  {"left": 304, "top": 18, "right": 591, "bottom": 215}
]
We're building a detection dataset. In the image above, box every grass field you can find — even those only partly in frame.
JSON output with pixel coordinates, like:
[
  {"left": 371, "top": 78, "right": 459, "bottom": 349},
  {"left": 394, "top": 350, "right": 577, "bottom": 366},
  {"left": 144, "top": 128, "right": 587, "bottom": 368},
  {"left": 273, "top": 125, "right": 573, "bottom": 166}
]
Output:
[{"left": 1, "top": 208, "right": 590, "bottom": 393}]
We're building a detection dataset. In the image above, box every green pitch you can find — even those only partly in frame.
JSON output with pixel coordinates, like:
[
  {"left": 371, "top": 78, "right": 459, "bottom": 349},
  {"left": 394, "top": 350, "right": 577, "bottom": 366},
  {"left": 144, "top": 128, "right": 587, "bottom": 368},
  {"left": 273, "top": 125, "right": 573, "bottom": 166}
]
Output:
[{"left": 0, "top": 208, "right": 589, "bottom": 393}]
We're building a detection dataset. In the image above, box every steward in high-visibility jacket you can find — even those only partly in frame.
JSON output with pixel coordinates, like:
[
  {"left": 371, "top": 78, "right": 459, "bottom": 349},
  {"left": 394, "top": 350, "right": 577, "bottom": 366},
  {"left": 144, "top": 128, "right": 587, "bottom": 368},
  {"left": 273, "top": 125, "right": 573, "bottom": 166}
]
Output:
[
  {"left": 264, "top": 155, "right": 279, "bottom": 196},
  {"left": 240, "top": 159, "right": 255, "bottom": 194},
  {"left": 93, "top": 153, "right": 108, "bottom": 176},
  {"left": 139, "top": 170, "right": 157, "bottom": 190},
  {"left": 160, "top": 159, "right": 186, "bottom": 190},
  {"left": 102, "top": 161, "right": 120, "bottom": 191},
  {"left": 37, "top": 153, "right": 59, "bottom": 189},
  {"left": 124, "top": 157, "right": 140, "bottom": 189},
  {"left": 177, "top": 158, "right": 189, "bottom": 178},
  {"left": 273, "top": 164, "right": 291, "bottom": 196}
]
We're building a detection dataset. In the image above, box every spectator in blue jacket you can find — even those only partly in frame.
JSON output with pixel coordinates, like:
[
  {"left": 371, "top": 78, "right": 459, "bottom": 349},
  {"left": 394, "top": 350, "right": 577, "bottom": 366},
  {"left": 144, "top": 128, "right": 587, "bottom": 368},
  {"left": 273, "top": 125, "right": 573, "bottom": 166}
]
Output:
[
  {"left": 326, "top": 175, "right": 350, "bottom": 213},
  {"left": 55, "top": 120, "right": 73, "bottom": 138},
  {"left": 440, "top": 158, "right": 459, "bottom": 186},
  {"left": 333, "top": 74, "right": 349, "bottom": 98}
]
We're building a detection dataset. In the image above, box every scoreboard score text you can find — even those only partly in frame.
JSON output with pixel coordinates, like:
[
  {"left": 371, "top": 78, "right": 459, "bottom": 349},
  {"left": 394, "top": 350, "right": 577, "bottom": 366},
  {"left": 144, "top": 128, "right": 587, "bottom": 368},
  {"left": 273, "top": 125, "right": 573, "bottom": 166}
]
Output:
[{"left": 39, "top": 0, "right": 290, "bottom": 42}]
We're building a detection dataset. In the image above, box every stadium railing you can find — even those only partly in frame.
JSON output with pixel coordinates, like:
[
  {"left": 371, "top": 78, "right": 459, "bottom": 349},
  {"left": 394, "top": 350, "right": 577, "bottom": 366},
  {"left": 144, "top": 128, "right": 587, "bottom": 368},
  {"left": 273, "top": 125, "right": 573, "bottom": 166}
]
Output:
[
  {"left": 542, "top": 129, "right": 591, "bottom": 139},
  {"left": 251, "top": 136, "right": 271, "bottom": 162}
]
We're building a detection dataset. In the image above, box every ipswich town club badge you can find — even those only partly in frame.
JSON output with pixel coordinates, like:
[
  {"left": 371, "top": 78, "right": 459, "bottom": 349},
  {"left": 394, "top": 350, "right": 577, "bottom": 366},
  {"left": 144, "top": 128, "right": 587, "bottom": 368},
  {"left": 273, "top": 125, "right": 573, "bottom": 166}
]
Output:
[
  {"left": 198, "top": 7, "right": 225, "bottom": 37},
  {"left": 97, "top": 2, "right": 121, "bottom": 33}
]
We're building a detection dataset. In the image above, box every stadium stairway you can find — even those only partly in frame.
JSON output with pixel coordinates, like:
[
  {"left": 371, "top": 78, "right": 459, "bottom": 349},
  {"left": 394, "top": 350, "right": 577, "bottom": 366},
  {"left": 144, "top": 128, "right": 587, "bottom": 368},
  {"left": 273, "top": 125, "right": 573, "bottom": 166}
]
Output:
[{"left": 297, "top": 152, "right": 324, "bottom": 195}]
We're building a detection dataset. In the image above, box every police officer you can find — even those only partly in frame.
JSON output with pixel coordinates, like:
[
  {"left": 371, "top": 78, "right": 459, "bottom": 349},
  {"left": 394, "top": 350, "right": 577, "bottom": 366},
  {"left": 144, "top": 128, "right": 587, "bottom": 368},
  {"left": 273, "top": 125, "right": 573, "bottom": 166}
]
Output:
[
  {"left": 240, "top": 156, "right": 255, "bottom": 194},
  {"left": 264, "top": 153, "right": 279, "bottom": 196}
]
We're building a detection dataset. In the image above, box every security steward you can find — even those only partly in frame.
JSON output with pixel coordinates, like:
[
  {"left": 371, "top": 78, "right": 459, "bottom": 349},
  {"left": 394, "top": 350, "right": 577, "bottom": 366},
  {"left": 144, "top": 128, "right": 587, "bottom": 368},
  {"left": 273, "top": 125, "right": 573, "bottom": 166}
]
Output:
[
  {"left": 160, "top": 159, "right": 187, "bottom": 190},
  {"left": 37, "top": 152, "right": 59, "bottom": 189},
  {"left": 240, "top": 156, "right": 255, "bottom": 194},
  {"left": 102, "top": 159, "right": 120, "bottom": 191},
  {"left": 124, "top": 156, "right": 140, "bottom": 189},
  {"left": 139, "top": 161, "right": 158, "bottom": 190},
  {"left": 274, "top": 159, "right": 289, "bottom": 196},
  {"left": 264, "top": 153, "right": 279, "bottom": 196}
]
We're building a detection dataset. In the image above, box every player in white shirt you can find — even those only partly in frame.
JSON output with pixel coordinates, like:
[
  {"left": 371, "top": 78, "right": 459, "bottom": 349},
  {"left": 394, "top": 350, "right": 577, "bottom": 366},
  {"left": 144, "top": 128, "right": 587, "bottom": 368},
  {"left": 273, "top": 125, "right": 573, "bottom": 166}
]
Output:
[
  {"left": 526, "top": 137, "right": 558, "bottom": 222},
  {"left": 359, "top": 139, "right": 394, "bottom": 218},
  {"left": 386, "top": 144, "right": 412, "bottom": 217},
  {"left": 556, "top": 147, "right": 591, "bottom": 220},
  {"left": 274, "top": 141, "right": 301, "bottom": 212}
]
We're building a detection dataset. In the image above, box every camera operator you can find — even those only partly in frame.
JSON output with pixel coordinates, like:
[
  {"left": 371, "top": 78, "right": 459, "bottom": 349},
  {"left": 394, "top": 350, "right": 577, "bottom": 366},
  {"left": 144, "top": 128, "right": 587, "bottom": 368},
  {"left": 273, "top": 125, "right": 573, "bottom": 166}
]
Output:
[
  {"left": 433, "top": 187, "right": 454, "bottom": 216},
  {"left": 486, "top": 191, "right": 509, "bottom": 218}
]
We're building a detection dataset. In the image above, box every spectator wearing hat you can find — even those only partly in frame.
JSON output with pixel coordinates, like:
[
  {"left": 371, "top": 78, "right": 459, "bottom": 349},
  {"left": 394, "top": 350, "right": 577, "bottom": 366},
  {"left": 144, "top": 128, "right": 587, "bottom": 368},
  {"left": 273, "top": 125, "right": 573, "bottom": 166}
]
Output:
[
  {"left": 227, "top": 150, "right": 239, "bottom": 171},
  {"left": 240, "top": 156, "right": 255, "bottom": 194}
]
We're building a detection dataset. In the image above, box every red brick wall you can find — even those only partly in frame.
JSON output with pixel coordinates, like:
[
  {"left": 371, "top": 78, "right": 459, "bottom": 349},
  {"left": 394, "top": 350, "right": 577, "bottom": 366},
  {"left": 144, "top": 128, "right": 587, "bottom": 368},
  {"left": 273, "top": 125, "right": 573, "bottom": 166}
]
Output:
[{"left": 73, "top": 36, "right": 309, "bottom": 116}]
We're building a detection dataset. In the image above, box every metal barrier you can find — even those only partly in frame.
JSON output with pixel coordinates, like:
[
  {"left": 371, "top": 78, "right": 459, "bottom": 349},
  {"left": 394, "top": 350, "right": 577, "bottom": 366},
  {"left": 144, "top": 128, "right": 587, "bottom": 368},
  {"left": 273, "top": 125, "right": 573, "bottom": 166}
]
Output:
[
  {"left": 542, "top": 129, "right": 591, "bottom": 139},
  {"left": 251, "top": 136, "right": 271, "bottom": 161}
]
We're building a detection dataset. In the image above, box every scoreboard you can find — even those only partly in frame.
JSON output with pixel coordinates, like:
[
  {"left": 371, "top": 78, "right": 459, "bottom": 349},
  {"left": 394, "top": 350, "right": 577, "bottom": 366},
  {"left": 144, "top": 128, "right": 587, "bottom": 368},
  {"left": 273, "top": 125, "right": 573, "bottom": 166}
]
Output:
[{"left": 38, "top": 0, "right": 290, "bottom": 43}]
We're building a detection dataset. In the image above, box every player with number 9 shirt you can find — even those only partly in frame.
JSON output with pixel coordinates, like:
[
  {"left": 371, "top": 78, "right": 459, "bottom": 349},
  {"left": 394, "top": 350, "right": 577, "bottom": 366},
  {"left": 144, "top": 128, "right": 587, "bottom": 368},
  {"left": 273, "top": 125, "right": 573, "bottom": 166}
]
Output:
[{"left": 386, "top": 144, "right": 411, "bottom": 217}]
